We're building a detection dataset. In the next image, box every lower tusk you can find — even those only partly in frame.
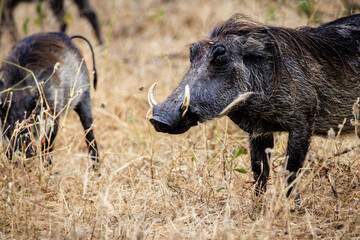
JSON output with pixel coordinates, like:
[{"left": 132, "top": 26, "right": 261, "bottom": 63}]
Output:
[
  {"left": 181, "top": 108, "right": 188, "bottom": 119},
  {"left": 148, "top": 82, "right": 158, "bottom": 108},
  {"left": 219, "top": 92, "right": 254, "bottom": 116},
  {"left": 181, "top": 85, "right": 190, "bottom": 118}
]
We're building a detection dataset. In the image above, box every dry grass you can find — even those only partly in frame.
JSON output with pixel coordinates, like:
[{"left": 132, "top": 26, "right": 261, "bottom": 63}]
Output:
[{"left": 0, "top": 0, "right": 360, "bottom": 239}]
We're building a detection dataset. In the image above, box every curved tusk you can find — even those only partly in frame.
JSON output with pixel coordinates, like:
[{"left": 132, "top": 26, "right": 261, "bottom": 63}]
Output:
[
  {"left": 148, "top": 82, "right": 158, "bottom": 108},
  {"left": 181, "top": 84, "right": 190, "bottom": 118}
]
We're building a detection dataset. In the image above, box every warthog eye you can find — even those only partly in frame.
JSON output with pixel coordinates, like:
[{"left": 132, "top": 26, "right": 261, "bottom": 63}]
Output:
[
  {"left": 211, "top": 44, "right": 229, "bottom": 66},
  {"left": 0, "top": 100, "right": 9, "bottom": 113},
  {"left": 26, "top": 96, "right": 37, "bottom": 110}
]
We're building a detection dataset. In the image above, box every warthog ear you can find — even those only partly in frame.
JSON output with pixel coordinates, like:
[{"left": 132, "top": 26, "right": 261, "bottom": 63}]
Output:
[{"left": 242, "top": 30, "right": 269, "bottom": 57}]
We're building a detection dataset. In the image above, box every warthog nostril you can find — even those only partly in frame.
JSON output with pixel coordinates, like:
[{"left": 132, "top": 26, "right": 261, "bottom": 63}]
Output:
[{"left": 149, "top": 116, "right": 173, "bottom": 132}]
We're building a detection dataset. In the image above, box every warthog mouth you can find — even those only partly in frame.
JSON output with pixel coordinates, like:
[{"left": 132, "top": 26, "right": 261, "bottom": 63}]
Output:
[
  {"left": 149, "top": 113, "right": 198, "bottom": 134},
  {"left": 149, "top": 116, "right": 173, "bottom": 132}
]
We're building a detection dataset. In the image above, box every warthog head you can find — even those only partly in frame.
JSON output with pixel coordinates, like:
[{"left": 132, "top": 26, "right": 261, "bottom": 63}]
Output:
[
  {"left": 148, "top": 16, "right": 269, "bottom": 134},
  {"left": 0, "top": 62, "right": 43, "bottom": 158}
]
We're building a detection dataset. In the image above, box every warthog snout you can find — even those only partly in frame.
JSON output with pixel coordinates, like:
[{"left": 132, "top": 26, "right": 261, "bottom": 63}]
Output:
[
  {"left": 149, "top": 116, "right": 174, "bottom": 133},
  {"left": 148, "top": 83, "right": 196, "bottom": 134}
]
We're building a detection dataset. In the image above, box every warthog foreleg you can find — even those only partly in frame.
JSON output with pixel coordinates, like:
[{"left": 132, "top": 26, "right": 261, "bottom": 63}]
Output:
[{"left": 249, "top": 133, "right": 274, "bottom": 196}]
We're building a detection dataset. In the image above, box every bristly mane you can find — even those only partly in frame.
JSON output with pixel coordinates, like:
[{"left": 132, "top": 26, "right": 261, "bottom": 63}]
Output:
[
  {"left": 1, "top": 34, "right": 65, "bottom": 86},
  {"left": 210, "top": 14, "right": 359, "bottom": 87}
]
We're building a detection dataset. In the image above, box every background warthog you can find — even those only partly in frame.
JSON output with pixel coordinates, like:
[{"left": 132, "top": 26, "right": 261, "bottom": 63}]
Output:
[
  {"left": 149, "top": 14, "right": 360, "bottom": 199},
  {"left": 1, "top": 0, "right": 103, "bottom": 45},
  {"left": 0, "top": 32, "right": 99, "bottom": 166}
]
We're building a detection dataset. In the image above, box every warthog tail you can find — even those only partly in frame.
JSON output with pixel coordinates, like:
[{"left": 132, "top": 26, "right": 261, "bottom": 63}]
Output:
[{"left": 70, "top": 35, "right": 98, "bottom": 89}]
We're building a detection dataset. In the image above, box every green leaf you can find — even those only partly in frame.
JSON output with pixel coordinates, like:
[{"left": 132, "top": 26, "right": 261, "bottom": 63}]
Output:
[
  {"left": 153, "top": 10, "right": 165, "bottom": 23},
  {"left": 64, "top": 12, "right": 73, "bottom": 26},
  {"left": 40, "top": 13, "right": 47, "bottom": 20},
  {"left": 266, "top": 7, "right": 276, "bottom": 22},
  {"left": 23, "top": 18, "right": 29, "bottom": 35},
  {"left": 234, "top": 168, "right": 247, "bottom": 174},
  {"left": 228, "top": 148, "right": 243, "bottom": 162},
  {"left": 216, "top": 186, "right": 225, "bottom": 192},
  {"left": 34, "top": 2, "right": 47, "bottom": 25},
  {"left": 36, "top": 2, "right": 42, "bottom": 15}
]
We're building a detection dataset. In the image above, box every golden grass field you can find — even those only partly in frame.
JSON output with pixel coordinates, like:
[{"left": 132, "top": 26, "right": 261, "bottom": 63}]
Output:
[{"left": 0, "top": 0, "right": 360, "bottom": 239}]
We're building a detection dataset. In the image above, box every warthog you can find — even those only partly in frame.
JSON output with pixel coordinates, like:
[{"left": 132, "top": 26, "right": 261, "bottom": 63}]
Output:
[
  {"left": 0, "top": 32, "right": 99, "bottom": 166},
  {"left": 148, "top": 14, "right": 360, "bottom": 199},
  {"left": 1, "top": 0, "right": 103, "bottom": 45}
]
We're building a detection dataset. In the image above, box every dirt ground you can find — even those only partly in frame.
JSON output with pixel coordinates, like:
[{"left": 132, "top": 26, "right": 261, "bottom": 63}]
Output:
[{"left": 0, "top": 0, "right": 359, "bottom": 239}]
